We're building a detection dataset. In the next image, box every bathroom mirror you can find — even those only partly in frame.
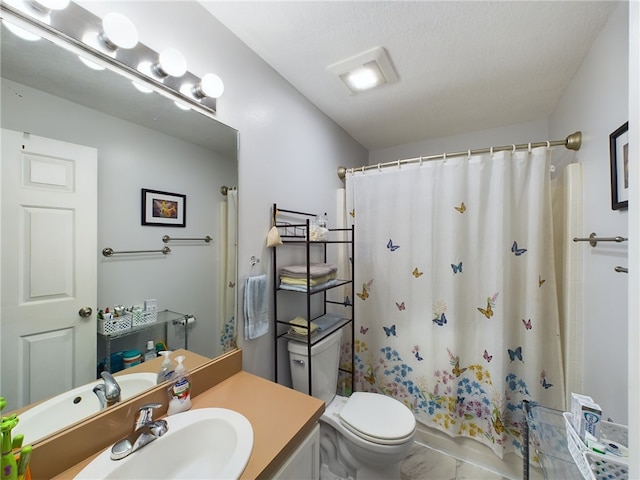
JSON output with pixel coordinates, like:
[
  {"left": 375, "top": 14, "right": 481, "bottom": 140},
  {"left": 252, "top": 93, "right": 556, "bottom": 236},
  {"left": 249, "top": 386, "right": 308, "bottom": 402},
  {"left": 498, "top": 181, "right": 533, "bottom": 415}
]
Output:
[{"left": 0, "top": 11, "right": 238, "bottom": 443}]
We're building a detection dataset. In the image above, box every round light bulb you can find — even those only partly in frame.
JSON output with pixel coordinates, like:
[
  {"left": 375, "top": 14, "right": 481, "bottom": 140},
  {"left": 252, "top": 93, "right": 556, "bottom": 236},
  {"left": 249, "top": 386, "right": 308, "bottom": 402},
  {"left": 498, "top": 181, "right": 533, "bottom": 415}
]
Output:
[
  {"left": 193, "top": 73, "right": 224, "bottom": 98},
  {"left": 78, "top": 55, "right": 105, "bottom": 71},
  {"left": 99, "top": 12, "right": 138, "bottom": 50},
  {"left": 28, "top": 0, "right": 69, "bottom": 13},
  {"left": 132, "top": 81, "right": 154, "bottom": 94},
  {"left": 154, "top": 48, "right": 187, "bottom": 78},
  {"left": 2, "top": 19, "right": 42, "bottom": 41},
  {"left": 174, "top": 101, "right": 191, "bottom": 111}
]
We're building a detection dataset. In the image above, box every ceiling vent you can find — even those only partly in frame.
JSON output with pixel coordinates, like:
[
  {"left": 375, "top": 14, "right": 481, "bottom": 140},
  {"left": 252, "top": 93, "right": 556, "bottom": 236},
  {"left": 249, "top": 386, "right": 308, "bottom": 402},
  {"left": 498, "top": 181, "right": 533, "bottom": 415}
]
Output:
[{"left": 328, "top": 46, "right": 398, "bottom": 95}]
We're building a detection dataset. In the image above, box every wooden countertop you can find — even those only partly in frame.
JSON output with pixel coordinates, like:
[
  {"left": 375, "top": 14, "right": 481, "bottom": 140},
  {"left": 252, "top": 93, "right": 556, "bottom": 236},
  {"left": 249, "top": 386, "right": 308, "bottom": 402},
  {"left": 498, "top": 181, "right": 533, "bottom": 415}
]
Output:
[{"left": 51, "top": 352, "right": 324, "bottom": 479}]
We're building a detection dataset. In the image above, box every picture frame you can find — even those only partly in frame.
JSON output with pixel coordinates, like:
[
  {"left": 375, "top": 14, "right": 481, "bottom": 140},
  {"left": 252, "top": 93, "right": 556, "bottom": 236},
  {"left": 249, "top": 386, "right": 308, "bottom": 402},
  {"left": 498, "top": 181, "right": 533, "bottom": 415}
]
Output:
[
  {"left": 141, "top": 189, "right": 186, "bottom": 227},
  {"left": 609, "top": 121, "right": 629, "bottom": 210}
]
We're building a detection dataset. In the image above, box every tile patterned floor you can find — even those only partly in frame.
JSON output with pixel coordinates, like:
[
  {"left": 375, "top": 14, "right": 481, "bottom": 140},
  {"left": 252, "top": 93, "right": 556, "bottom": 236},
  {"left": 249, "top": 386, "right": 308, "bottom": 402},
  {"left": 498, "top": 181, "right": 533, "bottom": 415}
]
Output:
[{"left": 400, "top": 443, "right": 511, "bottom": 480}]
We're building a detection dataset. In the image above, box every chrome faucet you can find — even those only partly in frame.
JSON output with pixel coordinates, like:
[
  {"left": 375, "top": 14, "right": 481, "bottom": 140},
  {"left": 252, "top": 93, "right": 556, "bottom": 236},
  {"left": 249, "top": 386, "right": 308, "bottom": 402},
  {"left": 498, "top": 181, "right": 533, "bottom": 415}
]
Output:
[
  {"left": 93, "top": 371, "right": 121, "bottom": 409},
  {"left": 110, "top": 403, "right": 168, "bottom": 460}
]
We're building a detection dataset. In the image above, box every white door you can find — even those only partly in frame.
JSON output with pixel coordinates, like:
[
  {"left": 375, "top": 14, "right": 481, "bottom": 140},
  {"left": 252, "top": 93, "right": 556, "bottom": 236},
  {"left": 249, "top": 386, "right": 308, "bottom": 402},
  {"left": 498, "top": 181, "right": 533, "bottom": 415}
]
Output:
[{"left": 1, "top": 129, "right": 97, "bottom": 411}]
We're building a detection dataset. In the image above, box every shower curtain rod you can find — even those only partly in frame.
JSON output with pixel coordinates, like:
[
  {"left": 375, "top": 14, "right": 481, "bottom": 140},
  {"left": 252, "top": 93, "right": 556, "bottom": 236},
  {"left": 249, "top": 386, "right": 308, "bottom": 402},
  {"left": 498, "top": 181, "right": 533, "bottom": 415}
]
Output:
[{"left": 337, "top": 131, "right": 582, "bottom": 180}]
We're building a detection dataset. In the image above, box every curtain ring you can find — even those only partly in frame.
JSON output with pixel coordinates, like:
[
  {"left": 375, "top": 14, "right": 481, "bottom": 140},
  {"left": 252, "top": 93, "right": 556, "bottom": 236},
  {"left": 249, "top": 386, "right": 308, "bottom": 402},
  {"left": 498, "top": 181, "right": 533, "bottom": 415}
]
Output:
[
  {"left": 511, "top": 144, "right": 516, "bottom": 154},
  {"left": 378, "top": 163, "right": 382, "bottom": 172},
  {"left": 443, "top": 152, "right": 447, "bottom": 162},
  {"left": 419, "top": 156, "right": 423, "bottom": 166},
  {"left": 490, "top": 146, "right": 494, "bottom": 156},
  {"left": 361, "top": 166, "right": 365, "bottom": 174},
  {"left": 397, "top": 160, "right": 401, "bottom": 169},
  {"left": 546, "top": 141, "right": 551, "bottom": 149},
  {"left": 467, "top": 149, "right": 471, "bottom": 159},
  {"left": 528, "top": 143, "right": 532, "bottom": 154}
]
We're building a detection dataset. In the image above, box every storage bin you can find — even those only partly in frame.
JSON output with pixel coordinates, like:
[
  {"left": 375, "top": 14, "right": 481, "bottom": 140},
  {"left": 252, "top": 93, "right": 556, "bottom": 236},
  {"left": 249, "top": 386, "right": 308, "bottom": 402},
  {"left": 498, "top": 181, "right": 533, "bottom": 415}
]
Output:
[
  {"left": 97, "top": 314, "right": 132, "bottom": 335},
  {"left": 131, "top": 310, "right": 157, "bottom": 327},
  {"left": 563, "top": 412, "right": 628, "bottom": 480}
]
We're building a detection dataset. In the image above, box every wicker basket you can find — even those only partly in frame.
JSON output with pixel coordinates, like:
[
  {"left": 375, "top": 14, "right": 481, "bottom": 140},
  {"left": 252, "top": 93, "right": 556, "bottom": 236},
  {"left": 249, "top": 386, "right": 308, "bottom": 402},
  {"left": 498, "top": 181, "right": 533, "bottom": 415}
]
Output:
[
  {"left": 562, "top": 412, "right": 628, "bottom": 480},
  {"left": 97, "top": 314, "right": 132, "bottom": 335}
]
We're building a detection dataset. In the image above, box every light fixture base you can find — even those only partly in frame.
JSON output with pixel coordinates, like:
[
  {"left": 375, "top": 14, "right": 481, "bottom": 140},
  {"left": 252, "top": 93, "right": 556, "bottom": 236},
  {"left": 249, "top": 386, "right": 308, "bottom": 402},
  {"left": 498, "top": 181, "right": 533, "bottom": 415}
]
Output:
[{"left": 328, "top": 46, "right": 398, "bottom": 95}]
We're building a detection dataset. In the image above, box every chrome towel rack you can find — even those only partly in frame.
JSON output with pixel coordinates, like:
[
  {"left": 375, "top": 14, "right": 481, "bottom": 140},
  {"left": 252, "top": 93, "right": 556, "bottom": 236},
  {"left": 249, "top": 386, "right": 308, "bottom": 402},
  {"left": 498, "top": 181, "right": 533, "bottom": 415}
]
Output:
[
  {"left": 102, "top": 246, "right": 171, "bottom": 257},
  {"left": 572, "top": 232, "right": 627, "bottom": 247},
  {"left": 162, "top": 235, "right": 212, "bottom": 243}
]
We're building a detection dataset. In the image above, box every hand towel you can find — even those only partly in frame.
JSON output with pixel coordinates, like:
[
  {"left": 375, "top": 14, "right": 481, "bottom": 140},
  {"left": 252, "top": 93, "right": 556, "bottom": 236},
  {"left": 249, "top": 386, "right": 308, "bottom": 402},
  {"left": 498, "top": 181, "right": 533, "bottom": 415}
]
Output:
[{"left": 244, "top": 274, "right": 269, "bottom": 340}]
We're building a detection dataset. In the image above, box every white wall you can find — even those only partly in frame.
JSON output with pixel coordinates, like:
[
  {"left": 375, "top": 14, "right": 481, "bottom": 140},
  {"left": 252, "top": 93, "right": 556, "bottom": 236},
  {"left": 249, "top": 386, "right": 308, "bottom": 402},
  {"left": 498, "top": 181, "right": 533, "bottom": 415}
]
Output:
[
  {"left": 549, "top": 3, "right": 629, "bottom": 424},
  {"left": 78, "top": 1, "right": 368, "bottom": 379}
]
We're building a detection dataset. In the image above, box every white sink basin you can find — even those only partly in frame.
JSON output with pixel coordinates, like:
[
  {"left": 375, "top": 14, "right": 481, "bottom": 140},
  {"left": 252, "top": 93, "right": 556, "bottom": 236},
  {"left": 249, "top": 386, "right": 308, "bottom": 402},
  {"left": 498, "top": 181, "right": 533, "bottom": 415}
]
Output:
[
  {"left": 14, "top": 372, "right": 157, "bottom": 444},
  {"left": 75, "top": 408, "right": 254, "bottom": 479}
]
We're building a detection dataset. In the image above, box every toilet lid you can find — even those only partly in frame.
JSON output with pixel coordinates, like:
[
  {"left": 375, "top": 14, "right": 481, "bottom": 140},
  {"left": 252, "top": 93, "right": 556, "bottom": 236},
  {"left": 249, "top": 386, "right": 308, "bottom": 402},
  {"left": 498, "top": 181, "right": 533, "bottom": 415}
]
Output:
[{"left": 339, "top": 392, "right": 415, "bottom": 444}]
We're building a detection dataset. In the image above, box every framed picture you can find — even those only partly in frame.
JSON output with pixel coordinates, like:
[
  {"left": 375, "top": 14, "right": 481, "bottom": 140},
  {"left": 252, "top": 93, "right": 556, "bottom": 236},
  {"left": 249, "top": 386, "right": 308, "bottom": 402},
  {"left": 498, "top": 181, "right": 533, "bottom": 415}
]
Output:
[
  {"left": 609, "top": 122, "right": 629, "bottom": 210},
  {"left": 141, "top": 189, "right": 186, "bottom": 227}
]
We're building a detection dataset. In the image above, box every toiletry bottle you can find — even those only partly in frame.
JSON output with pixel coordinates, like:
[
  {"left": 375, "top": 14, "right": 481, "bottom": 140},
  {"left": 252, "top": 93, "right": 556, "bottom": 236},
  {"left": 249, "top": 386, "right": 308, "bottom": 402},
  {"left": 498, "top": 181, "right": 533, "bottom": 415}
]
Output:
[
  {"left": 143, "top": 340, "right": 156, "bottom": 362},
  {"left": 166, "top": 355, "right": 191, "bottom": 415},
  {"left": 156, "top": 351, "right": 175, "bottom": 384}
]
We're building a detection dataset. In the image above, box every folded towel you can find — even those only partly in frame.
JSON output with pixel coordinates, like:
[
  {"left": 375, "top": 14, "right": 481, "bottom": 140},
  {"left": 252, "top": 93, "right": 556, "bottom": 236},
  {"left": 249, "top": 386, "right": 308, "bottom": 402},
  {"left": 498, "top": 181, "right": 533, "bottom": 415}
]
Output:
[
  {"left": 278, "top": 279, "right": 338, "bottom": 293},
  {"left": 313, "top": 313, "right": 344, "bottom": 331},
  {"left": 244, "top": 274, "right": 269, "bottom": 340},
  {"left": 280, "top": 272, "right": 337, "bottom": 287},
  {"left": 280, "top": 263, "right": 338, "bottom": 279},
  {"left": 289, "top": 316, "right": 318, "bottom": 335}
]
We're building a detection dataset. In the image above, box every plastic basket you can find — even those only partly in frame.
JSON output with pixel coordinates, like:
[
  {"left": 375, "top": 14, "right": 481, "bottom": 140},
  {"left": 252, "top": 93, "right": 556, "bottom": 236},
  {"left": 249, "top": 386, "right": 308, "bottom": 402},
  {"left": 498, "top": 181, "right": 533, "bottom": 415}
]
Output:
[
  {"left": 97, "top": 314, "right": 132, "bottom": 335},
  {"left": 562, "top": 412, "right": 628, "bottom": 480},
  {"left": 131, "top": 310, "right": 157, "bottom": 327}
]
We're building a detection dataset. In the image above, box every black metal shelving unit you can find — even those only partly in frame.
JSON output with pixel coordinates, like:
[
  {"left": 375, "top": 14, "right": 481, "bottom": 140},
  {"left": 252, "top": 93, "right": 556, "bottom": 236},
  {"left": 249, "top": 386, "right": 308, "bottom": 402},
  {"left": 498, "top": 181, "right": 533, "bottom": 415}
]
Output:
[{"left": 272, "top": 204, "right": 355, "bottom": 397}]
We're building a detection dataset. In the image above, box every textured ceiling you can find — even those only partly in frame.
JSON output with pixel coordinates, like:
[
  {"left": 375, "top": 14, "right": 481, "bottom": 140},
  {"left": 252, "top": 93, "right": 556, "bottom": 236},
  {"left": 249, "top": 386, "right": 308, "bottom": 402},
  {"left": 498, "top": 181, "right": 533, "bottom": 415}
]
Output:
[{"left": 201, "top": 1, "right": 617, "bottom": 150}]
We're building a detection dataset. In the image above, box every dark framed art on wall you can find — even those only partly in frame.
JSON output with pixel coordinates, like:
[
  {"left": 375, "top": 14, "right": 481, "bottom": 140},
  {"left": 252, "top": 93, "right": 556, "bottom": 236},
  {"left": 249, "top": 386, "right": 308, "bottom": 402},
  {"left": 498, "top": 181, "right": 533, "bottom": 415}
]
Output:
[
  {"left": 141, "top": 188, "right": 186, "bottom": 227},
  {"left": 609, "top": 121, "right": 629, "bottom": 210}
]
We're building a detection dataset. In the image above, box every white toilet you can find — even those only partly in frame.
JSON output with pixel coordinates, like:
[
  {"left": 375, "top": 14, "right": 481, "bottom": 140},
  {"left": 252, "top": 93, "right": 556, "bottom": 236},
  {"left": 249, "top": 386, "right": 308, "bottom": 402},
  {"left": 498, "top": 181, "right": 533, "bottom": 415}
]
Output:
[{"left": 288, "top": 329, "right": 416, "bottom": 480}]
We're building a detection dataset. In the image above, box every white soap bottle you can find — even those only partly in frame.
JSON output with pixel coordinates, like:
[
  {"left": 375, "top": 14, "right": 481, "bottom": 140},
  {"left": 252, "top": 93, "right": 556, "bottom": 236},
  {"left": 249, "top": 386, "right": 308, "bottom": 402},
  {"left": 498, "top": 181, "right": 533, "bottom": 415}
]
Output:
[
  {"left": 166, "top": 355, "right": 191, "bottom": 415},
  {"left": 143, "top": 340, "right": 156, "bottom": 362},
  {"left": 156, "top": 351, "right": 175, "bottom": 384}
]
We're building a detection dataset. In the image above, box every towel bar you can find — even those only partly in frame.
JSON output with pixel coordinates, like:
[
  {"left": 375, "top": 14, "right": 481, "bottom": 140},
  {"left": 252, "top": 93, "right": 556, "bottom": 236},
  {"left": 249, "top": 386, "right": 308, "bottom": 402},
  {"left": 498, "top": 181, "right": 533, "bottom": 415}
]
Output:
[
  {"left": 162, "top": 235, "right": 212, "bottom": 243},
  {"left": 102, "top": 246, "right": 171, "bottom": 257},
  {"left": 572, "top": 232, "right": 627, "bottom": 247}
]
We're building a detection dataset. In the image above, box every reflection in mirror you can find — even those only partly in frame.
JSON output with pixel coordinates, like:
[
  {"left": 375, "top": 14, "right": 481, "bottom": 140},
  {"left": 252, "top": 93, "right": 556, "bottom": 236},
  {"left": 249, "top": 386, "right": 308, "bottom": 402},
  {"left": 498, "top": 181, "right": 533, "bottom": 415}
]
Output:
[{"left": 0, "top": 6, "right": 238, "bottom": 445}]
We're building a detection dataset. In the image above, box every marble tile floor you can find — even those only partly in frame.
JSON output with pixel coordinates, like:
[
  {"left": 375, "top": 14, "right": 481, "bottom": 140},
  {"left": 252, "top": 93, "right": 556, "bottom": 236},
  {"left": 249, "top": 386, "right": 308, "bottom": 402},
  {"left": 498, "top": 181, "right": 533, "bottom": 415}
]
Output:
[{"left": 400, "top": 442, "right": 538, "bottom": 480}]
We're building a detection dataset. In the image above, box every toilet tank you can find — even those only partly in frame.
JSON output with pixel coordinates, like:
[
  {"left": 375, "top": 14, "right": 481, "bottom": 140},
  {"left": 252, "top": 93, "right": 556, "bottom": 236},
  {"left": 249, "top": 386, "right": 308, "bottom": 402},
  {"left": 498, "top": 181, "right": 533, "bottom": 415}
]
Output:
[{"left": 288, "top": 328, "right": 342, "bottom": 405}]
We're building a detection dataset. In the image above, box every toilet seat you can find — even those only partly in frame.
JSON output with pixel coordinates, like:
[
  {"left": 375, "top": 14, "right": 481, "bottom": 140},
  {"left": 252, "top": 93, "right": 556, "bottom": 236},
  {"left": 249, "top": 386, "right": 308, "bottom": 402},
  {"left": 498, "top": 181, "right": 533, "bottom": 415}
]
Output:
[{"left": 339, "top": 392, "right": 416, "bottom": 445}]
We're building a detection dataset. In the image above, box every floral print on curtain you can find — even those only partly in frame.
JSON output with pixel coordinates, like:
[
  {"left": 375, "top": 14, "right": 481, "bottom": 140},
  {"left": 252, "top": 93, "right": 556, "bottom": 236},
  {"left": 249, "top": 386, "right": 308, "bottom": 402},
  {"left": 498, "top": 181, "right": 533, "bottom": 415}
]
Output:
[{"left": 345, "top": 148, "right": 565, "bottom": 458}]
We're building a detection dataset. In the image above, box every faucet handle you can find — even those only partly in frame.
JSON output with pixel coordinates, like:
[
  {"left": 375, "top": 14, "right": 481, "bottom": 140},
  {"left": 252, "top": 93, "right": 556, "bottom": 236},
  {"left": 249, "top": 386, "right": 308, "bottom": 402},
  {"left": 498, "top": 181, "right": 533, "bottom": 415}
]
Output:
[{"left": 135, "top": 403, "right": 163, "bottom": 429}]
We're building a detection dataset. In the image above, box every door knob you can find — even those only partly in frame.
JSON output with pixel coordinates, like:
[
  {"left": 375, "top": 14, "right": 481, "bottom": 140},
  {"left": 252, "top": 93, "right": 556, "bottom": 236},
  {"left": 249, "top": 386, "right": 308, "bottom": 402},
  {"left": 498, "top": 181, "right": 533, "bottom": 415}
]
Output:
[{"left": 78, "top": 306, "right": 93, "bottom": 318}]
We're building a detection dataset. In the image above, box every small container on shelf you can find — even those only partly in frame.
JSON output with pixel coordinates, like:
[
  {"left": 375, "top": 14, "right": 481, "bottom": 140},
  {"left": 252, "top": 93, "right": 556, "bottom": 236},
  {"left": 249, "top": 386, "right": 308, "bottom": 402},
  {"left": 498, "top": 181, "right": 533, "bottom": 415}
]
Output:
[
  {"left": 563, "top": 411, "right": 628, "bottom": 480},
  {"left": 122, "top": 350, "right": 142, "bottom": 369},
  {"left": 97, "top": 314, "right": 132, "bottom": 335},
  {"left": 131, "top": 310, "right": 158, "bottom": 327}
]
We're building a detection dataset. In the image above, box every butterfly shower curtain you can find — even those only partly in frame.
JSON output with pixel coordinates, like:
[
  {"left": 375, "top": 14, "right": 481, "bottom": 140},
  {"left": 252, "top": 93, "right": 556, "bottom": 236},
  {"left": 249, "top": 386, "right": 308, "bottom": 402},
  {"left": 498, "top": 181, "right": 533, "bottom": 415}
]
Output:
[
  {"left": 345, "top": 147, "right": 565, "bottom": 458},
  {"left": 219, "top": 189, "right": 238, "bottom": 351}
]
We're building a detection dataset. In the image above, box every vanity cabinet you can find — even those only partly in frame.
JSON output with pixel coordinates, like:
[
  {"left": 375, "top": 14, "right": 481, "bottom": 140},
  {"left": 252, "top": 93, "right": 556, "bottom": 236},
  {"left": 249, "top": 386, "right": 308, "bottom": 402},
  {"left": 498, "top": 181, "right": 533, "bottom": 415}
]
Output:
[
  {"left": 98, "top": 309, "right": 191, "bottom": 373},
  {"left": 271, "top": 205, "right": 355, "bottom": 396},
  {"left": 271, "top": 424, "right": 320, "bottom": 480}
]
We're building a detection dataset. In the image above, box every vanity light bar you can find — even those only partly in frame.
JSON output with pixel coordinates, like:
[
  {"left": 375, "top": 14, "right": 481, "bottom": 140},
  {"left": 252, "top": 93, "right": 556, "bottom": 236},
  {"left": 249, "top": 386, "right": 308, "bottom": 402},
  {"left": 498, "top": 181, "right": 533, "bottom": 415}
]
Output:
[{"left": 0, "top": 1, "right": 220, "bottom": 115}]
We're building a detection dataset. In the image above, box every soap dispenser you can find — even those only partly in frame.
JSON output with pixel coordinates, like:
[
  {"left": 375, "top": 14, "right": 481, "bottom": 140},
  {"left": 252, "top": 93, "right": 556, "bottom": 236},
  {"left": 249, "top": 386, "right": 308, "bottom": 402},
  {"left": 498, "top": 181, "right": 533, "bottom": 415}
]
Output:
[
  {"left": 156, "top": 351, "right": 175, "bottom": 384},
  {"left": 166, "top": 355, "right": 191, "bottom": 415}
]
